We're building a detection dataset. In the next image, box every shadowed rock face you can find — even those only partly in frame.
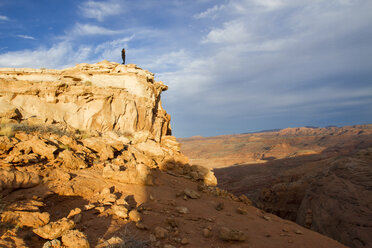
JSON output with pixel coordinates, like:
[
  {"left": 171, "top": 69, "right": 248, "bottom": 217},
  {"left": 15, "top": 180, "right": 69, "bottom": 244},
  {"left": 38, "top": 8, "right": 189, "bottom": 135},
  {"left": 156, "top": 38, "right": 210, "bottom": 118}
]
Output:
[{"left": 0, "top": 61, "right": 170, "bottom": 142}]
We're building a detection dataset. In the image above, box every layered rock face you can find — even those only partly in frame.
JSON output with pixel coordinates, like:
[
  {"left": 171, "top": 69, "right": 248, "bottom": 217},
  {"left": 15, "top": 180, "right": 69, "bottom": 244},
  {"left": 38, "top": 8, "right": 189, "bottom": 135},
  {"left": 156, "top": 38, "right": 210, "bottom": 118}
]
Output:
[{"left": 0, "top": 60, "right": 170, "bottom": 141}]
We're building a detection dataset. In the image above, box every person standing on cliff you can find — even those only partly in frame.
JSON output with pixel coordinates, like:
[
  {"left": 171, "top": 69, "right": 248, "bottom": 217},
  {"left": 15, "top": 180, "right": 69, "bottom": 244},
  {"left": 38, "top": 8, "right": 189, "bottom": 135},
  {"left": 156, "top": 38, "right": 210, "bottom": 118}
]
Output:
[{"left": 121, "top": 48, "right": 126, "bottom": 64}]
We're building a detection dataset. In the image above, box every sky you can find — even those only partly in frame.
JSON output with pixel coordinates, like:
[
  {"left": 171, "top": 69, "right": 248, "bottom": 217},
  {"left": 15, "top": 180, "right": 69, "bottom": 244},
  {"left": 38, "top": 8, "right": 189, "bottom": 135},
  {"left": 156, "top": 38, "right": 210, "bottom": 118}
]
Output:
[{"left": 0, "top": 0, "right": 371, "bottom": 137}]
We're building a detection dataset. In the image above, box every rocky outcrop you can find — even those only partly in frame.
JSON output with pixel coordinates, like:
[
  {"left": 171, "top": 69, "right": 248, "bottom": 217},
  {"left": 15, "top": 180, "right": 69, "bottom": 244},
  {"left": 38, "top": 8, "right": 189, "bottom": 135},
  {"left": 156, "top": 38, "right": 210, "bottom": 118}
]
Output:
[
  {"left": 0, "top": 61, "right": 170, "bottom": 141},
  {"left": 211, "top": 129, "right": 372, "bottom": 248}
]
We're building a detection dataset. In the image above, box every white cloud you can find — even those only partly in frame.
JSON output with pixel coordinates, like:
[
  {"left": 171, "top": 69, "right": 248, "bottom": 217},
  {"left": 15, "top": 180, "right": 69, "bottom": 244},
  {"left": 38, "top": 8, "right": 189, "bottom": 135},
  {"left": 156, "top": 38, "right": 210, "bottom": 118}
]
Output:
[
  {"left": 0, "top": 15, "right": 9, "bottom": 21},
  {"left": 71, "top": 23, "right": 123, "bottom": 36},
  {"left": 251, "top": 0, "right": 284, "bottom": 10},
  {"left": 202, "top": 20, "right": 253, "bottom": 44},
  {"left": 194, "top": 4, "right": 225, "bottom": 19},
  {"left": 79, "top": 0, "right": 124, "bottom": 21},
  {"left": 0, "top": 42, "right": 93, "bottom": 69},
  {"left": 17, "top": 35, "right": 36, "bottom": 40}
]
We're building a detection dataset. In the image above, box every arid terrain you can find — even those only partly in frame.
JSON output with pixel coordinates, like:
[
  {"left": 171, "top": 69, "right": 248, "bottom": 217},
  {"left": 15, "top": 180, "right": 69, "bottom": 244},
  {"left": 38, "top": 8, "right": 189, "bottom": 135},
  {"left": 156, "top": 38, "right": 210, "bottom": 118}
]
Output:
[
  {"left": 0, "top": 61, "right": 348, "bottom": 248},
  {"left": 179, "top": 125, "right": 372, "bottom": 248}
]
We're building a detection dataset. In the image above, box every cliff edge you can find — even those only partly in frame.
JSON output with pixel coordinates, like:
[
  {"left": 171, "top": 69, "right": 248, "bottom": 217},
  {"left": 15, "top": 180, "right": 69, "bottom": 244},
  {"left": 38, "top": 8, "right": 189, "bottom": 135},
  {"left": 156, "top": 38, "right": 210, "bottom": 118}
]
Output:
[{"left": 0, "top": 62, "right": 345, "bottom": 248}]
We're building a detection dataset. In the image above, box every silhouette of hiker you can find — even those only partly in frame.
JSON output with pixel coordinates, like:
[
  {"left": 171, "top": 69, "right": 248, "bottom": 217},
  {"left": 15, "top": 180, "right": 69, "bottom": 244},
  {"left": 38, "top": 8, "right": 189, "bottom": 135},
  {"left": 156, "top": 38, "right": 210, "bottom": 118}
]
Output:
[{"left": 121, "top": 48, "right": 126, "bottom": 64}]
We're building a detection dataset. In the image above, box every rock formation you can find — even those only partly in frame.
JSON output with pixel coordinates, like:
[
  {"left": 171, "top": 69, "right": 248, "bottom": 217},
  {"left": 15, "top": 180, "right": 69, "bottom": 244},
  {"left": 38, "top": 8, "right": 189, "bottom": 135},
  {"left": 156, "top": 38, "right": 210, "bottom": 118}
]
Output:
[
  {"left": 0, "top": 61, "right": 170, "bottom": 142},
  {"left": 0, "top": 62, "right": 345, "bottom": 248}
]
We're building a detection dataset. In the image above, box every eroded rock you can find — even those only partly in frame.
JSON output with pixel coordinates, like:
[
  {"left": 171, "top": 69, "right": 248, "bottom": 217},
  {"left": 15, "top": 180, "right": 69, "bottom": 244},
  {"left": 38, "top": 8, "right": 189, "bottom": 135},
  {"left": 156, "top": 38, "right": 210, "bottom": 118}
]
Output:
[
  {"left": 33, "top": 218, "right": 75, "bottom": 240},
  {"left": 61, "top": 230, "right": 90, "bottom": 248}
]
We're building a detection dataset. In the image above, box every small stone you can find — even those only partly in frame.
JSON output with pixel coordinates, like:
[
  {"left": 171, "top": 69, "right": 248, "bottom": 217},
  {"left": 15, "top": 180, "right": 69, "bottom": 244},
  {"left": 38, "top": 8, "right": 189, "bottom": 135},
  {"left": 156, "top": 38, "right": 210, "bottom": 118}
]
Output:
[
  {"left": 236, "top": 206, "right": 248, "bottom": 215},
  {"left": 239, "top": 194, "right": 252, "bottom": 205},
  {"left": 219, "top": 227, "right": 246, "bottom": 242},
  {"left": 149, "top": 234, "right": 157, "bottom": 242},
  {"left": 164, "top": 245, "right": 176, "bottom": 248},
  {"left": 128, "top": 209, "right": 142, "bottom": 222},
  {"left": 154, "top": 226, "right": 168, "bottom": 239},
  {"left": 203, "top": 228, "right": 211, "bottom": 238},
  {"left": 95, "top": 207, "right": 105, "bottom": 214},
  {"left": 67, "top": 208, "right": 82, "bottom": 218},
  {"left": 166, "top": 217, "right": 178, "bottom": 228},
  {"left": 181, "top": 238, "right": 189, "bottom": 245},
  {"left": 84, "top": 204, "right": 95, "bottom": 210},
  {"left": 136, "top": 222, "right": 148, "bottom": 230},
  {"left": 176, "top": 206, "right": 189, "bottom": 214},
  {"left": 294, "top": 229, "right": 303, "bottom": 235},
  {"left": 111, "top": 205, "right": 128, "bottom": 218},
  {"left": 115, "top": 198, "right": 128, "bottom": 205},
  {"left": 184, "top": 188, "right": 200, "bottom": 199},
  {"left": 263, "top": 215, "right": 271, "bottom": 221},
  {"left": 42, "top": 239, "right": 62, "bottom": 248},
  {"left": 215, "top": 202, "right": 224, "bottom": 211},
  {"left": 73, "top": 214, "right": 82, "bottom": 224}
]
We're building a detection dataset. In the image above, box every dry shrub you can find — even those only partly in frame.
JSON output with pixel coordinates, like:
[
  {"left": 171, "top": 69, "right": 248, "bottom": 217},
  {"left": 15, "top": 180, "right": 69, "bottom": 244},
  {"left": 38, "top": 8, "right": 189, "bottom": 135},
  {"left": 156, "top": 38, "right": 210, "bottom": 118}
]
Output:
[{"left": 0, "top": 124, "right": 14, "bottom": 137}]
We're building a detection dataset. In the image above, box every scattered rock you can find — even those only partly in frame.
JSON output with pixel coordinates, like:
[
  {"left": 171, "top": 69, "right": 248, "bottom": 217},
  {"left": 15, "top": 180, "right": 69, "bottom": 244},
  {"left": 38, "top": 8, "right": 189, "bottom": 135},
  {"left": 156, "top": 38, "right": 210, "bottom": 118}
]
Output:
[
  {"left": 1, "top": 211, "right": 50, "bottom": 228},
  {"left": 42, "top": 239, "right": 62, "bottom": 248},
  {"left": 84, "top": 204, "right": 95, "bottom": 211},
  {"left": 294, "top": 229, "right": 303, "bottom": 235},
  {"left": 0, "top": 169, "right": 40, "bottom": 191},
  {"left": 67, "top": 208, "right": 82, "bottom": 219},
  {"left": 203, "top": 170, "right": 217, "bottom": 186},
  {"left": 203, "top": 228, "right": 212, "bottom": 238},
  {"left": 128, "top": 209, "right": 142, "bottom": 223},
  {"left": 163, "top": 245, "right": 176, "bottom": 248},
  {"left": 61, "top": 230, "right": 90, "bottom": 248},
  {"left": 135, "top": 222, "right": 149, "bottom": 230},
  {"left": 175, "top": 206, "right": 189, "bottom": 214},
  {"left": 236, "top": 206, "right": 248, "bottom": 215},
  {"left": 219, "top": 227, "right": 246, "bottom": 242},
  {"left": 263, "top": 215, "right": 271, "bottom": 221},
  {"left": 149, "top": 234, "right": 157, "bottom": 242},
  {"left": 33, "top": 218, "right": 75, "bottom": 240},
  {"left": 111, "top": 205, "right": 128, "bottom": 218},
  {"left": 215, "top": 202, "right": 224, "bottom": 211},
  {"left": 59, "top": 149, "right": 87, "bottom": 170},
  {"left": 154, "top": 226, "right": 168, "bottom": 239},
  {"left": 184, "top": 188, "right": 200, "bottom": 199},
  {"left": 181, "top": 237, "right": 189, "bottom": 245},
  {"left": 96, "top": 236, "right": 124, "bottom": 248}
]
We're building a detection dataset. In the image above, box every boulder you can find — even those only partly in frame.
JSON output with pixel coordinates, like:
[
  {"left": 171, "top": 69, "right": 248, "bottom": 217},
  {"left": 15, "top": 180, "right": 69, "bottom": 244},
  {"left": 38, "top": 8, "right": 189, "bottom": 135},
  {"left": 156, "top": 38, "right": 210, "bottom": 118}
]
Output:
[
  {"left": 58, "top": 149, "right": 87, "bottom": 170},
  {"left": 82, "top": 137, "right": 114, "bottom": 161},
  {"left": 61, "top": 230, "right": 90, "bottom": 248},
  {"left": 0, "top": 169, "right": 40, "bottom": 191},
  {"left": 1, "top": 211, "right": 50, "bottom": 228},
  {"left": 14, "top": 136, "right": 57, "bottom": 160},
  {"left": 134, "top": 140, "right": 164, "bottom": 158},
  {"left": 33, "top": 218, "right": 75, "bottom": 240},
  {"left": 128, "top": 209, "right": 142, "bottom": 223}
]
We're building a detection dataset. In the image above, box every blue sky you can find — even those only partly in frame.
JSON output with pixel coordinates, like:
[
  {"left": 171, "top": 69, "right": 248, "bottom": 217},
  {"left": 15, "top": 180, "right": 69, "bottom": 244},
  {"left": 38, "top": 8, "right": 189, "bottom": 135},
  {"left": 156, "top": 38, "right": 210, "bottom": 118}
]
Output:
[{"left": 0, "top": 0, "right": 371, "bottom": 137}]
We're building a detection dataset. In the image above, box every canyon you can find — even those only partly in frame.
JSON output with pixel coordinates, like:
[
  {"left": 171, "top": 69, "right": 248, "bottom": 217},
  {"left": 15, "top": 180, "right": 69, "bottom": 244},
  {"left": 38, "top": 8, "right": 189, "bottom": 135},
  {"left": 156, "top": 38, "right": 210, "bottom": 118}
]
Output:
[
  {"left": 0, "top": 61, "right": 347, "bottom": 247},
  {"left": 179, "top": 125, "right": 372, "bottom": 248}
]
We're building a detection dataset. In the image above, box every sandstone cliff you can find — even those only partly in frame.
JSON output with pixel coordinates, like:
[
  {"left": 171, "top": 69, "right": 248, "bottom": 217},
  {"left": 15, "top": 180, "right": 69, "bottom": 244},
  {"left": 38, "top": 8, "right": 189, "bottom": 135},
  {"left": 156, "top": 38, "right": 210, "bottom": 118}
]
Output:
[{"left": 0, "top": 60, "right": 170, "bottom": 142}]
